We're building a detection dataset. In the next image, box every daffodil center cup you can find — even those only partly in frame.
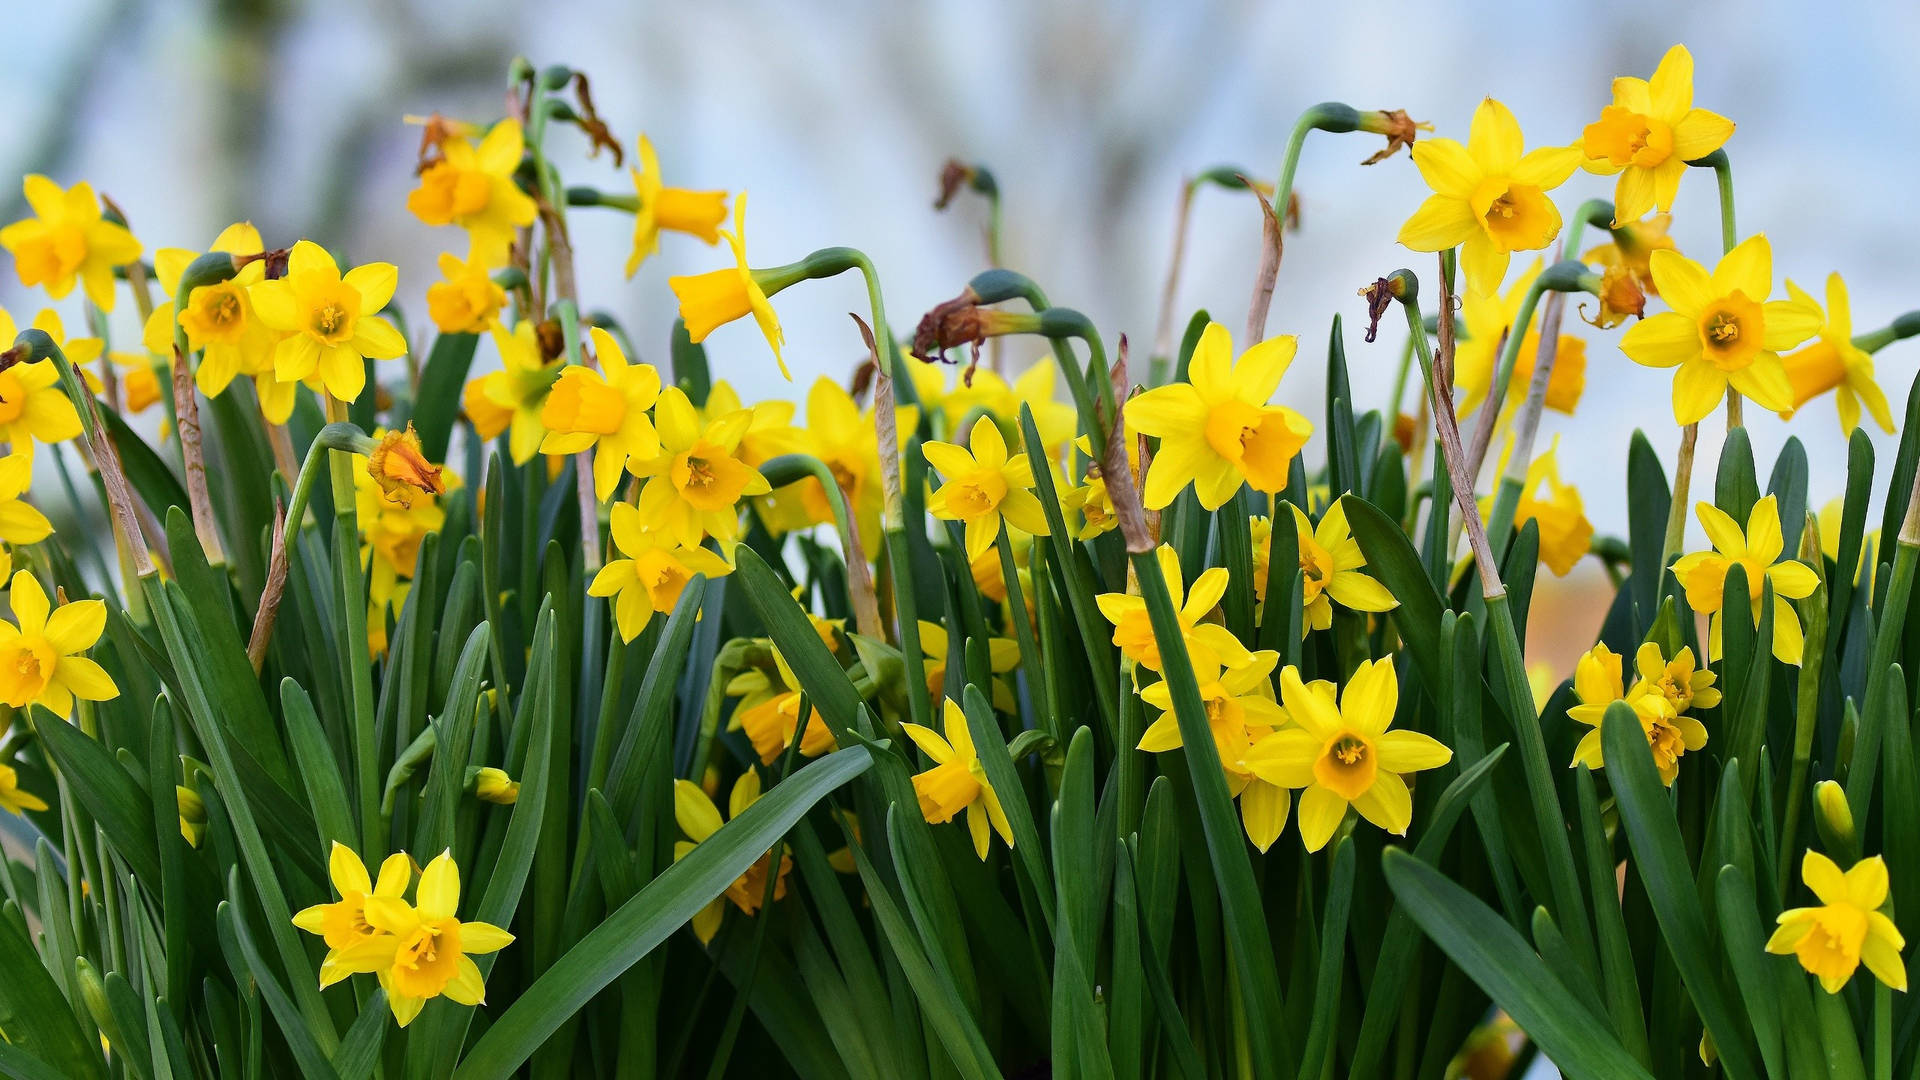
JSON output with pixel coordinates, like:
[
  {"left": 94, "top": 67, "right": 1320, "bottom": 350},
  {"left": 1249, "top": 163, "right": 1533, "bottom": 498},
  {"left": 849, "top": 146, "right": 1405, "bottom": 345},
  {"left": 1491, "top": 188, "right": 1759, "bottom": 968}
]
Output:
[
  {"left": 1202, "top": 400, "right": 1297, "bottom": 490},
  {"left": 1798, "top": 906, "right": 1871, "bottom": 982},
  {"left": 1699, "top": 292, "right": 1764, "bottom": 371},
  {"left": 0, "top": 638, "right": 52, "bottom": 705},
  {"left": 1316, "top": 731, "right": 1378, "bottom": 801},
  {"left": 391, "top": 918, "right": 462, "bottom": 997},
  {"left": 184, "top": 283, "right": 249, "bottom": 345},
  {"left": 16, "top": 224, "right": 87, "bottom": 282},
  {"left": 0, "top": 370, "right": 27, "bottom": 424},
  {"left": 1584, "top": 106, "right": 1673, "bottom": 168},
  {"left": 1298, "top": 535, "right": 1335, "bottom": 601},
  {"left": 949, "top": 468, "right": 1009, "bottom": 518},
  {"left": 1469, "top": 178, "right": 1556, "bottom": 251}
]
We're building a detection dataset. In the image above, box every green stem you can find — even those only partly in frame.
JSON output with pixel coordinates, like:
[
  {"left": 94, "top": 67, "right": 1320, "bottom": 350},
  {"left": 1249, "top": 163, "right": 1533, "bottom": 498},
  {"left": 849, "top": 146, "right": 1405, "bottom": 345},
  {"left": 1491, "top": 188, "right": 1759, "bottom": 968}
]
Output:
[
  {"left": 1689, "top": 150, "right": 1742, "bottom": 427},
  {"left": 995, "top": 524, "right": 1050, "bottom": 737},
  {"left": 1559, "top": 199, "right": 1617, "bottom": 262},
  {"left": 1855, "top": 312, "right": 1920, "bottom": 354}
]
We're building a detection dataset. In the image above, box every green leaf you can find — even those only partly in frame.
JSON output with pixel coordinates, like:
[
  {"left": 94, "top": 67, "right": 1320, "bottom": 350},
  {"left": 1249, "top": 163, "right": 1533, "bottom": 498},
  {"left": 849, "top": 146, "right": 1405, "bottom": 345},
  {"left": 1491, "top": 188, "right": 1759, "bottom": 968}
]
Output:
[
  {"left": 1601, "top": 702, "right": 1763, "bottom": 1080},
  {"left": 1345, "top": 495, "right": 1444, "bottom": 690},
  {"left": 1380, "top": 849, "right": 1653, "bottom": 1080},
  {"left": 412, "top": 332, "right": 480, "bottom": 462},
  {"left": 963, "top": 684, "right": 1055, "bottom": 930},
  {"left": 450, "top": 747, "right": 874, "bottom": 1080},
  {"left": 0, "top": 900, "right": 105, "bottom": 1080},
  {"left": 1325, "top": 315, "right": 1358, "bottom": 496},
  {"left": 1626, "top": 431, "right": 1671, "bottom": 636},
  {"left": 1298, "top": 836, "right": 1354, "bottom": 1080}
]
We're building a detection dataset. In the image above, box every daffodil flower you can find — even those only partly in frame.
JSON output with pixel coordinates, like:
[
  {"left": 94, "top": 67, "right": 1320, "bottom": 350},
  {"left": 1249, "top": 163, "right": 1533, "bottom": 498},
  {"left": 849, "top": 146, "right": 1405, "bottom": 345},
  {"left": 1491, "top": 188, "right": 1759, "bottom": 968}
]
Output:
[
  {"left": 784, "top": 377, "right": 918, "bottom": 552},
  {"left": 1619, "top": 234, "right": 1822, "bottom": 425},
  {"left": 249, "top": 240, "right": 407, "bottom": 403},
  {"left": 590, "top": 503, "right": 733, "bottom": 642},
  {"left": 1671, "top": 496, "right": 1819, "bottom": 664},
  {"left": 0, "top": 175, "right": 141, "bottom": 310},
  {"left": 294, "top": 841, "right": 413, "bottom": 957},
  {"left": 918, "top": 619, "right": 1019, "bottom": 713},
  {"left": 675, "top": 773, "right": 793, "bottom": 943},
  {"left": 633, "top": 387, "right": 771, "bottom": 549},
  {"left": 356, "top": 451, "right": 451, "bottom": 658},
  {"left": 1483, "top": 438, "right": 1594, "bottom": 577},
  {"left": 926, "top": 358, "right": 1078, "bottom": 457},
  {"left": 0, "top": 312, "right": 85, "bottom": 456},
  {"left": 537, "top": 326, "right": 664, "bottom": 502},
  {"left": 904, "top": 698, "right": 1015, "bottom": 860},
  {"left": 466, "top": 320, "right": 563, "bottom": 465},
  {"left": 333, "top": 851, "right": 514, "bottom": 1027},
  {"left": 1565, "top": 642, "right": 1702, "bottom": 785},
  {"left": 1397, "top": 99, "right": 1582, "bottom": 295},
  {"left": 1243, "top": 657, "right": 1452, "bottom": 852},
  {"left": 0, "top": 456, "right": 52, "bottom": 547},
  {"left": 1780, "top": 272, "right": 1894, "bottom": 435},
  {"left": 669, "top": 195, "right": 786, "bottom": 378},
  {"left": 626, "top": 133, "right": 728, "bottom": 276},
  {"left": 0, "top": 570, "right": 116, "bottom": 717},
  {"left": 407, "top": 118, "right": 537, "bottom": 269},
  {"left": 1125, "top": 321, "right": 1311, "bottom": 510},
  {"left": 1454, "top": 258, "right": 1587, "bottom": 419},
  {"left": 1578, "top": 45, "right": 1735, "bottom": 225},
  {"left": 726, "top": 649, "right": 835, "bottom": 765},
  {"left": 0, "top": 760, "right": 47, "bottom": 815},
  {"left": 1096, "top": 544, "right": 1252, "bottom": 674},
  {"left": 1768, "top": 851, "right": 1907, "bottom": 994},
  {"left": 701, "top": 380, "right": 804, "bottom": 467},
  {"left": 924, "top": 416, "right": 1051, "bottom": 561},
  {"left": 142, "top": 223, "right": 283, "bottom": 399},
  {"left": 1137, "top": 650, "right": 1294, "bottom": 852},
  {"left": 427, "top": 251, "right": 508, "bottom": 334},
  {"left": 1284, "top": 498, "right": 1398, "bottom": 635},
  {"left": 1633, "top": 641, "right": 1720, "bottom": 716}
]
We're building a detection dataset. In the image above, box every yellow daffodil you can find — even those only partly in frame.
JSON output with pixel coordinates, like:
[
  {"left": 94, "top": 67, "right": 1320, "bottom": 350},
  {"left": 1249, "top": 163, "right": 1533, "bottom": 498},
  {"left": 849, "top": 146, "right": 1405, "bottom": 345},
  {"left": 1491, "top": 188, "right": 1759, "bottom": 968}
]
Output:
[
  {"left": 669, "top": 195, "right": 786, "bottom": 378},
  {"left": 366, "top": 424, "right": 446, "bottom": 508},
  {"left": 1454, "top": 258, "right": 1586, "bottom": 419},
  {"left": 1486, "top": 438, "right": 1594, "bottom": 576},
  {"left": 3, "top": 307, "right": 102, "bottom": 370},
  {"left": 538, "top": 327, "right": 664, "bottom": 501},
  {"left": 924, "top": 417, "right": 1051, "bottom": 561},
  {"left": 1126, "top": 321, "right": 1311, "bottom": 510},
  {"left": 1671, "top": 496, "right": 1819, "bottom": 664},
  {"left": 1585, "top": 214, "right": 1675, "bottom": 293},
  {"left": 249, "top": 241, "right": 407, "bottom": 403},
  {"left": 1243, "top": 658, "right": 1452, "bottom": 851},
  {"left": 1619, "top": 234, "right": 1822, "bottom": 424},
  {"left": 473, "top": 768, "right": 519, "bottom": 805},
  {"left": 727, "top": 649, "right": 835, "bottom": 765},
  {"left": 675, "top": 773, "right": 793, "bottom": 943},
  {"left": 1633, "top": 641, "right": 1720, "bottom": 715},
  {"left": 0, "top": 456, "right": 51, "bottom": 546},
  {"left": 466, "top": 320, "right": 563, "bottom": 465},
  {"left": 0, "top": 570, "right": 116, "bottom": 717},
  {"left": 0, "top": 761, "right": 47, "bottom": 815},
  {"left": 633, "top": 387, "right": 771, "bottom": 548},
  {"left": 426, "top": 251, "right": 507, "bottom": 334},
  {"left": 1565, "top": 642, "right": 1702, "bottom": 785},
  {"left": 1578, "top": 45, "right": 1734, "bottom": 225},
  {"left": 142, "top": 223, "right": 282, "bottom": 399},
  {"left": 111, "top": 351, "right": 166, "bottom": 414},
  {"left": 904, "top": 698, "right": 1015, "bottom": 860},
  {"left": 1137, "top": 650, "right": 1294, "bottom": 852},
  {"left": 1063, "top": 431, "right": 1134, "bottom": 541},
  {"left": 591, "top": 503, "right": 733, "bottom": 642},
  {"left": 1397, "top": 99, "right": 1582, "bottom": 295},
  {"left": 626, "top": 133, "right": 728, "bottom": 275},
  {"left": 357, "top": 453, "right": 451, "bottom": 658},
  {"left": 332, "top": 851, "right": 514, "bottom": 1027},
  {"left": 0, "top": 317, "right": 83, "bottom": 456},
  {"left": 1768, "top": 851, "right": 1907, "bottom": 994},
  {"left": 294, "top": 841, "right": 412, "bottom": 956},
  {"left": 0, "top": 176, "right": 141, "bottom": 310},
  {"left": 1096, "top": 544, "right": 1251, "bottom": 674},
  {"left": 1780, "top": 273, "right": 1893, "bottom": 435},
  {"left": 407, "top": 118, "right": 536, "bottom": 269},
  {"left": 929, "top": 358, "right": 1078, "bottom": 457},
  {"left": 1282, "top": 498, "right": 1398, "bottom": 635},
  {"left": 784, "top": 377, "right": 918, "bottom": 553},
  {"left": 702, "top": 381, "right": 804, "bottom": 467},
  {"left": 918, "top": 620, "right": 1019, "bottom": 713},
  {"left": 176, "top": 786, "right": 207, "bottom": 846}
]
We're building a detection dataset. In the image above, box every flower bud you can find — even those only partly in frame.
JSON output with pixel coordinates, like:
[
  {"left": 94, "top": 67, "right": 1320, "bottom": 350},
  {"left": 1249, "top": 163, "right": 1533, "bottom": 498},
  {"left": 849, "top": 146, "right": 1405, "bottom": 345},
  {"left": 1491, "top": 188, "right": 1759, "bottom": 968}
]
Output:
[
  {"left": 473, "top": 767, "right": 520, "bottom": 805},
  {"left": 177, "top": 785, "right": 207, "bottom": 848},
  {"left": 366, "top": 423, "right": 446, "bottom": 507},
  {"left": 1814, "top": 780, "right": 1855, "bottom": 852}
]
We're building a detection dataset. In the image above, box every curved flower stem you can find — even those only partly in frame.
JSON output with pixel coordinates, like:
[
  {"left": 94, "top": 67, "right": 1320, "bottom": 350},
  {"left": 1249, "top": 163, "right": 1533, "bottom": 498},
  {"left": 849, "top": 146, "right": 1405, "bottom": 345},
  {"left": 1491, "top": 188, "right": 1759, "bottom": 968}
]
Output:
[
  {"left": 1660, "top": 424, "right": 1699, "bottom": 564},
  {"left": 1558, "top": 199, "right": 1616, "bottom": 264},
  {"left": 1855, "top": 311, "right": 1920, "bottom": 354},
  {"left": 1247, "top": 105, "right": 1343, "bottom": 343},
  {"left": 1388, "top": 267, "right": 1599, "bottom": 979},
  {"left": 758, "top": 247, "right": 932, "bottom": 732},
  {"left": 1689, "top": 150, "right": 1742, "bottom": 426}
]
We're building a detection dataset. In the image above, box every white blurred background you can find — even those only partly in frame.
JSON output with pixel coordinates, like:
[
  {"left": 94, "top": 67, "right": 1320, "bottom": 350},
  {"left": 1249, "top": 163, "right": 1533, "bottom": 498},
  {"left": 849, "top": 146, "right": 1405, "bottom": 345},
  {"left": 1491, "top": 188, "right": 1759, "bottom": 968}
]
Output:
[{"left": 3, "top": 0, "right": 1916, "bottom": 676}]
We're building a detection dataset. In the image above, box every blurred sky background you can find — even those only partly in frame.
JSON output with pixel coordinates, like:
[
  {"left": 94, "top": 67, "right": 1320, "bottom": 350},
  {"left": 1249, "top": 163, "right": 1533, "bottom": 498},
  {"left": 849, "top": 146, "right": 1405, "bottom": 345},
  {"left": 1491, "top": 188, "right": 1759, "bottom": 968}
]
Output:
[{"left": 2, "top": 0, "right": 1916, "bottom": 678}]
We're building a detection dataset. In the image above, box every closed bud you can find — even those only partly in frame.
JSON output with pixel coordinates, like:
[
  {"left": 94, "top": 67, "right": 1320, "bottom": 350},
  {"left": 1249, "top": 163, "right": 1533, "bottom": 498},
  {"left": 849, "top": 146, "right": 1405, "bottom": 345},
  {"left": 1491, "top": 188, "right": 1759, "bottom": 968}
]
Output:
[
  {"left": 473, "top": 767, "right": 520, "bottom": 805},
  {"left": 1814, "top": 780, "right": 1855, "bottom": 852}
]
